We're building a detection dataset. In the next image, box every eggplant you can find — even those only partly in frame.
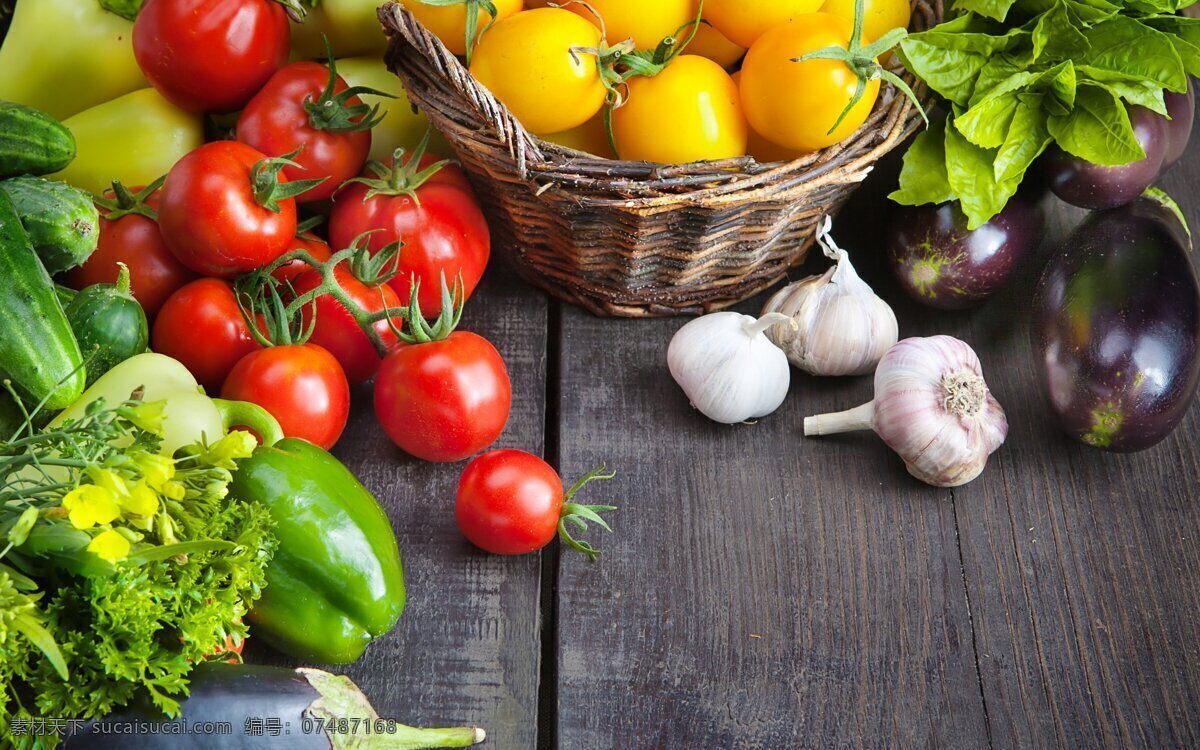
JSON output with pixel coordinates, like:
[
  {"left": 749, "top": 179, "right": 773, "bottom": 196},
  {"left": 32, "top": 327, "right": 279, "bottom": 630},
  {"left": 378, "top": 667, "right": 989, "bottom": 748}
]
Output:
[
  {"left": 65, "top": 663, "right": 485, "bottom": 750},
  {"left": 885, "top": 194, "right": 1044, "bottom": 310},
  {"left": 1043, "top": 105, "right": 1168, "bottom": 210},
  {"left": 1163, "top": 84, "right": 1195, "bottom": 168},
  {"left": 1032, "top": 193, "right": 1200, "bottom": 452}
]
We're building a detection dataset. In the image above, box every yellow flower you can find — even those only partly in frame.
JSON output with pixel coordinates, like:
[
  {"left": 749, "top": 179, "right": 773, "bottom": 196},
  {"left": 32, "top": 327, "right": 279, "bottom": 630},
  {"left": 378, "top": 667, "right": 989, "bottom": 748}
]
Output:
[
  {"left": 87, "top": 528, "right": 130, "bottom": 563},
  {"left": 133, "top": 453, "right": 176, "bottom": 491},
  {"left": 88, "top": 468, "right": 129, "bottom": 499},
  {"left": 159, "top": 480, "right": 186, "bottom": 502},
  {"left": 118, "top": 400, "right": 166, "bottom": 434},
  {"left": 121, "top": 481, "right": 160, "bottom": 518},
  {"left": 61, "top": 485, "right": 120, "bottom": 529},
  {"left": 201, "top": 431, "right": 258, "bottom": 469}
]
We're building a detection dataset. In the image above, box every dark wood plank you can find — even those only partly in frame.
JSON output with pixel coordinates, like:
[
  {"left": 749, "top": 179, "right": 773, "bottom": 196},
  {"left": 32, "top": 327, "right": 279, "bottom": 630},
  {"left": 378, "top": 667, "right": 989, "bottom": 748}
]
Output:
[
  {"left": 949, "top": 159, "right": 1200, "bottom": 748},
  {"left": 248, "top": 267, "right": 547, "bottom": 748},
  {"left": 550, "top": 165, "right": 990, "bottom": 746}
]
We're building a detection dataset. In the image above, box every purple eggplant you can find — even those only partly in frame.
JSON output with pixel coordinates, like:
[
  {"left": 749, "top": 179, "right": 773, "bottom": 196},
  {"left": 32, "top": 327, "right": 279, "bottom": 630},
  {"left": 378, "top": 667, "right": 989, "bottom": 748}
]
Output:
[
  {"left": 1032, "top": 193, "right": 1200, "bottom": 452},
  {"left": 1163, "top": 84, "right": 1195, "bottom": 168},
  {"left": 885, "top": 194, "right": 1044, "bottom": 310},
  {"left": 1043, "top": 105, "right": 1169, "bottom": 210}
]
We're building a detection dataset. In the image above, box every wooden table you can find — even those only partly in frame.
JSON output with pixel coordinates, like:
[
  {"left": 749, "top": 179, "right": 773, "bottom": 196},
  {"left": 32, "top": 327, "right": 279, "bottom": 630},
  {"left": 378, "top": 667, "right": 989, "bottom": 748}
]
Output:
[{"left": 254, "top": 147, "right": 1200, "bottom": 749}]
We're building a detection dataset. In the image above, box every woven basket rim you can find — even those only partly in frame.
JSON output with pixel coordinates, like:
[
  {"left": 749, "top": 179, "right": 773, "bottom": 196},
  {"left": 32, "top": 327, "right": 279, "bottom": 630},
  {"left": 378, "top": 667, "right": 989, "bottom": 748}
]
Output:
[{"left": 377, "top": 0, "right": 939, "bottom": 210}]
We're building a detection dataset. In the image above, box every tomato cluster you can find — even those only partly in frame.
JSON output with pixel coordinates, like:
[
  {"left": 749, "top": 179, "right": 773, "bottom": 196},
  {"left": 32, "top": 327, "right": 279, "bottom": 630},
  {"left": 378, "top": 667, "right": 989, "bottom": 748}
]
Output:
[
  {"left": 417, "top": 0, "right": 913, "bottom": 164},
  {"left": 63, "top": 0, "right": 616, "bottom": 560}
]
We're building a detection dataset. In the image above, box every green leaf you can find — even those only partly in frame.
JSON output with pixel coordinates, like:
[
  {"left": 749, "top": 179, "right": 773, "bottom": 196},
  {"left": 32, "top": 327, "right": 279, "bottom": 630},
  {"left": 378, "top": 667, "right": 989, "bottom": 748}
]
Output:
[
  {"left": 1047, "top": 83, "right": 1145, "bottom": 165},
  {"left": 972, "top": 52, "right": 1033, "bottom": 104},
  {"left": 1142, "top": 16, "right": 1200, "bottom": 76},
  {"left": 1079, "top": 17, "right": 1187, "bottom": 93},
  {"left": 956, "top": 72, "right": 1037, "bottom": 148},
  {"left": 1035, "top": 60, "right": 1078, "bottom": 114},
  {"left": 995, "top": 96, "right": 1052, "bottom": 184},
  {"left": 12, "top": 613, "right": 69, "bottom": 681},
  {"left": 1032, "top": 0, "right": 1089, "bottom": 61},
  {"left": 953, "top": 0, "right": 1019, "bottom": 21},
  {"left": 98, "top": 0, "right": 144, "bottom": 20},
  {"left": 898, "top": 24, "right": 1029, "bottom": 106},
  {"left": 1077, "top": 66, "right": 1168, "bottom": 114},
  {"left": 944, "top": 122, "right": 1020, "bottom": 229},
  {"left": 890, "top": 120, "right": 956, "bottom": 206},
  {"left": 1125, "top": 0, "right": 1193, "bottom": 13}
]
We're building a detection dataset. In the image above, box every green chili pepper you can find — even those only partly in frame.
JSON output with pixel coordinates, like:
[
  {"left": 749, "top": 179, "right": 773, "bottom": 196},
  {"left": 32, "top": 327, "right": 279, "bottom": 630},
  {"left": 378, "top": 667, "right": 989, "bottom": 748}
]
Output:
[{"left": 230, "top": 438, "right": 406, "bottom": 664}]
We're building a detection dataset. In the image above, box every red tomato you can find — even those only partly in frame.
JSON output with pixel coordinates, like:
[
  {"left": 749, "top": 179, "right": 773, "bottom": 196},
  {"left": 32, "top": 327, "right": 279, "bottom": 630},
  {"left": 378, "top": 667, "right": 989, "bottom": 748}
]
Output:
[
  {"left": 65, "top": 187, "right": 195, "bottom": 319},
  {"left": 291, "top": 265, "right": 401, "bottom": 385},
  {"left": 152, "top": 278, "right": 262, "bottom": 393},
  {"left": 159, "top": 141, "right": 300, "bottom": 278},
  {"left": 133, "top": 0, "right": 291, "bottom": 114},
  {"left": 273, "top": 232, "right": 333, "bottom": 285},
  {"left": 222, "top": 343, "right": 351, "bottom": 450},
  {"left": 374, "top": 331, "right": 510, "bottom": 462},
  {"left": 329, "top": 155, "right": 490, "bottom": 316},
  {"left": 237, "top": 61, "right": 373, "bottom": 203},
  {"left": 455, "top": 450, "right": 616, "bottom": 558}
]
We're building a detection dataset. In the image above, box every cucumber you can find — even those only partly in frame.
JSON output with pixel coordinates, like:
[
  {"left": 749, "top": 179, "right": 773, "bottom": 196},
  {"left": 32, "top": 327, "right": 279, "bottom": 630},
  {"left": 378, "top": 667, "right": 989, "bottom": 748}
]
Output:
[
  {"left": 0, "top": 101, "right": 76, "bottom": 178},
  {"left": 66, "top": 264, "right": 148, "bottom": 385},
  {"left": 0, "top": 189, "right": 84, "bottom": 410},
  {"left": 0, "top": 175, "right": 99, "bottom": 273}
]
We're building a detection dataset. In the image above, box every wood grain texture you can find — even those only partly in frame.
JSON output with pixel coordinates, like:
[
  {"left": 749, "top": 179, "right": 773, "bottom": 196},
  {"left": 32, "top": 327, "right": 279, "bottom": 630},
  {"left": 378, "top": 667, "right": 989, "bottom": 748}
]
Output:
[
  {"left": 248, "top": 268, "right": 547, "bottom": 748},
  {"left": 948, "top": 160, "right": 1200, "bottom": 749},
  {"left": 549, "top": 164, "right": 991, "bottom": 746}
]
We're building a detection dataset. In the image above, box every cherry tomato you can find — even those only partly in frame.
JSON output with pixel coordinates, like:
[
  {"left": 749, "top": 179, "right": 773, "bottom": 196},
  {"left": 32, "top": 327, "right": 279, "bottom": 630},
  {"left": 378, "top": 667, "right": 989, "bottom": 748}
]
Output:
[
  {"left": 152, "top": 278, "right": 262, "bottom": 393},
  {"left": 541, "top": 113, "right": 616, "bottom": 158},
  {"left": 159, "top": 141, "right": 301, "bottom": 278},
  {"left": 222, "top": 343, "right": 350, "bottom": 450},
  {"left": 374, "top": 331, "right": 510, "bottom": 462},
  {"left": 729, "top": 72, "right": 806, "bottom": 163},
  {"left": 290, "top": 265, "right": 401, "bottom": 384},
  {"left": 272, "top": 231, "right": 334, "bottom": 285},
  {"left": 567, "top": 0, "right": 693, "bottom": 49},
  {"left": 705, "top": 0, "right": 824, "bottom": 48},
  {"left": 740, "top": 16, "right": 880, "bottom": 152},
  {"left": 469, "top": 8, "right": 607, "bottom": 135},
  {"left": 455, "top": 449, "right": 616, "bottom": 558},
  {"left": 66, "top": 186, "right": 196, "bottom": 320},
  {"left": 133, "top": 0, "right": 291, "bottom": 114},
  {"left": 330, "top": 154, "right": 490, "bottom": 317},
  {"left": 821, "top": 0, "right": 911, "bottom": 48},
  {"left": 237, "top": 61, "right": 373, "bottom": 203},
  {"left": 398, "top": 0, "right": 523, "bottom": 56},
  {"left": 613, "top": 55, "right": 747, "bottom": 164},
  {"left": 686, "top": 20, "right": 746, "bottom": 70}
]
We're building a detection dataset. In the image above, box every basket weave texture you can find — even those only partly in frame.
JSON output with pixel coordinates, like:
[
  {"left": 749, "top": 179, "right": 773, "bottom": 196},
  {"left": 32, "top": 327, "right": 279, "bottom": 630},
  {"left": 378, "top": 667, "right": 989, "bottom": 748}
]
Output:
[{"left": 378, "top": 1, "right": 940, "bottom": 317}]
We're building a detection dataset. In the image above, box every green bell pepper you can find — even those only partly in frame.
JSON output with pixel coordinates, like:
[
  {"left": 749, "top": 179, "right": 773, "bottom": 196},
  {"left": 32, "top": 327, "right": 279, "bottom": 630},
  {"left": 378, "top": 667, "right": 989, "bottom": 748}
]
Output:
[{"left": 230, "top": 438, "right": 406, "bottom": 664}]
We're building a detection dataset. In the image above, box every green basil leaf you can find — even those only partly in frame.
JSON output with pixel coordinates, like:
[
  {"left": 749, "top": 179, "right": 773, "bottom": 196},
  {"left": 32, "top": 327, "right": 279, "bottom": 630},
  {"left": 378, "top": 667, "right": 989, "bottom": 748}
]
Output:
[
  {"left": 995, "top": 96, "right": 1052, "bottom": 184},
  {"left": 1142, "top": 16, "right": 1200, "bottom": 76},
  {"left": 956, "top": 71, "right": 1038, "bottom": 147},
  {"left": 1079, "top": 17, "right": 1187, "bottom": 93},
  {"left": 1046, "top": 83, "right": 1145, "bottom": 165},
  {"left": 953, "top": 0, "right": 1018, "bottom": 21},
  {"left": 1032, "top": 0, "right": 1089, "bottom": 61},
  {"left": 944, "top": 123, "right": 1020, "bottom": 229},
  {"left": 1034, "top": 60, "right": 1078, "bottom": 114},
  {"left": 1125, "top": 0, "right": 1193, "bottom": 13},
  {"left": 972, "top": 52, "right": 1034, "bottom": 104},
  {"left": 98, "top": 0, "right": 144, "bottom": 20},
  {"left": 1076, "top": 66, "right": 1168, "bottom": 114},
  {"left": 900, "top": 27, "right": 1030, "bottom": 105},
  {"left": 890, "top": 120, "right": 956, "bottom": 206}
]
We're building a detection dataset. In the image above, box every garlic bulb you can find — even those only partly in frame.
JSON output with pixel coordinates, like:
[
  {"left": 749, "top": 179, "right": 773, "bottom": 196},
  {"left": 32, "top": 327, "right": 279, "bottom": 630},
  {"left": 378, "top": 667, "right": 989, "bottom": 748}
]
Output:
[
  {"left": 668, "top": 312, "right": 794, "bottom": 424},
  {"left": 803, "top": 335, "right": 1008, "bottom": 487},
  {"left": 762, "top": 216, "right": 898, "bottom": 376}
]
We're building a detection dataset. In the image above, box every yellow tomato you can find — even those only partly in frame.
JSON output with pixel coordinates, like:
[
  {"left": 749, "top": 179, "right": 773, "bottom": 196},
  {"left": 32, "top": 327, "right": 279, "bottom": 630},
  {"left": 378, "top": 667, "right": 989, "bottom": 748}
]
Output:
[
  {"left": 541, "top": 113, "right": 616, "bottom": 158},
  {"left": 821, "top": 0, "right": 911, "bottom": 47},
  {"left": 613, "top": 55, "right": 747, "bottom": 164},
  {"left": 731, "top": 72, "right": 805, "bottom": 162},
  {"left": 740, "top": 16, "right": 879, "bottom": 152},
  {"left": 704, "top": 0, "right": 824, "bottom": 48},
  {"left": 400, "top": 0, "right": 524, "bottom": 57},
  {"left": 470, "top": 9, "right": 608, "bottom": 135},
  {"left": 686, "top": 20, "right": 746, "bottom": 70},
  {"left": 567, "top": 0, "right": 694, "bottom": 49},
  {"left": 335, "top": 57, "right": 453, "bottom": 162}
]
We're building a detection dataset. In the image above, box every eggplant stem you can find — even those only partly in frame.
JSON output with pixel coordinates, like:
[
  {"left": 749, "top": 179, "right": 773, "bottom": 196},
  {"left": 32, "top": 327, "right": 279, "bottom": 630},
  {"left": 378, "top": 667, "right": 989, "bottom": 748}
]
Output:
[{"left": 804, "top": 402, "right": 875, "bottom": 436}]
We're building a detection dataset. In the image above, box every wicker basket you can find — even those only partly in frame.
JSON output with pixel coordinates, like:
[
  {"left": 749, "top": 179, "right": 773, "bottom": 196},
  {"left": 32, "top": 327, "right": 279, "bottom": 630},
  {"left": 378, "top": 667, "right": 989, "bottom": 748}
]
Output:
[{"left": 378, "top": 1, "right": 939, "bottom": 317}]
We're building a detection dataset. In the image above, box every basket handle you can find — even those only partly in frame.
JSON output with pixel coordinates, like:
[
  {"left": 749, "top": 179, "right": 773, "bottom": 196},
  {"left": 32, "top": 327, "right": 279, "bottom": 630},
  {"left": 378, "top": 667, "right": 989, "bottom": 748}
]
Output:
[{"left": 377, "top": 2, "right": 545, "bottom": 179}]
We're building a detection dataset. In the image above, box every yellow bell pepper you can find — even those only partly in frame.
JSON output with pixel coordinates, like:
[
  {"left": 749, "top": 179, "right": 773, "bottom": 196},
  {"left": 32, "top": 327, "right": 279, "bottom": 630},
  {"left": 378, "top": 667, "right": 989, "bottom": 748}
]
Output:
[
  {"left": 0, "top": 0, "right": 147, "bottom": 120},
  {"left": 52, "top": 89, "right": 204, "bottom": 196}
]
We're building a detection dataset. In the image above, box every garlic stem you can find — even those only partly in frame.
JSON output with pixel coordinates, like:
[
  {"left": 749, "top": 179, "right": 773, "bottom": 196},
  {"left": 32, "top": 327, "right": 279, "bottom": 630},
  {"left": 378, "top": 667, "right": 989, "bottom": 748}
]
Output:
[
  {"left": 803, "top": 402, "right": 875, "bottom": 436},
  {"left": 744, "top": 312, "right": 794, "bottom": 337}
]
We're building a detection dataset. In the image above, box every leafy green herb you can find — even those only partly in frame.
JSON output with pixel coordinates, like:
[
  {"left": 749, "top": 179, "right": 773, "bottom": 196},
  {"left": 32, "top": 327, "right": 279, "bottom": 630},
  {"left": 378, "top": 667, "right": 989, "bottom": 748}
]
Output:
[{"left": 894, "top": 0, "right": 1200, "bottom": 227}]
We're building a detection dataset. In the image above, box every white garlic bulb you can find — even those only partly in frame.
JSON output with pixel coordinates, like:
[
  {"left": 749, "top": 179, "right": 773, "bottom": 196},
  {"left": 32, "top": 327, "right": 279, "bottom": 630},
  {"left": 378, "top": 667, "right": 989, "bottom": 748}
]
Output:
[
  {"left": 762, "top": 216, "right": 898, "bottom": 376},
  {"left": 667, "top": 312, "right": 794, "bottom": 424},
  {"left": 803, "top": 335, "right": 1008, "bottom": 487}
]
